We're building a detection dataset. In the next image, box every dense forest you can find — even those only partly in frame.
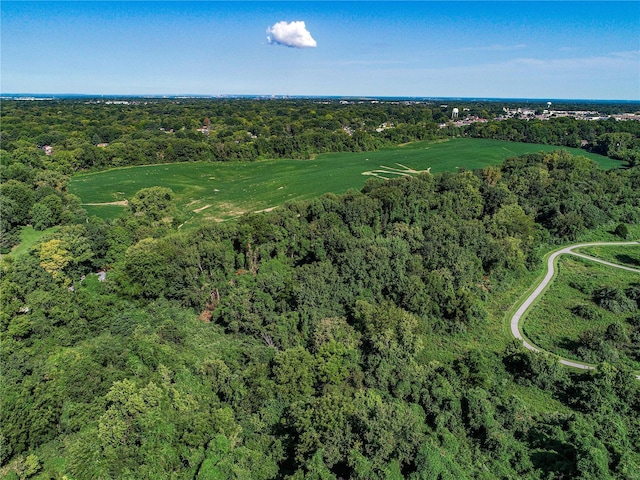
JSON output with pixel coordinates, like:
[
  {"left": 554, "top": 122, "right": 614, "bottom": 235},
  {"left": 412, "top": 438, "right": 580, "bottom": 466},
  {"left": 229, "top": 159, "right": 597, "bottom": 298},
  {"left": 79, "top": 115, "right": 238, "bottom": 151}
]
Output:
[
  {"left": 0, "top": 99, "right": 447, "bottom": 169},
  {"left": 1, "top": 99, "right": 640, "bottom": 479}
]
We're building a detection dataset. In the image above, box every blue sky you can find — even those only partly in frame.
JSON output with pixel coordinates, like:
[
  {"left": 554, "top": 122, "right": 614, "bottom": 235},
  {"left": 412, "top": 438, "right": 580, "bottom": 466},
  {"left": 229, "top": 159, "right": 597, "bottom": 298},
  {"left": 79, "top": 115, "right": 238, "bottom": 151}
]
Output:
[{"left": 2, "top": 1, "right": 639, "bottom": 99}]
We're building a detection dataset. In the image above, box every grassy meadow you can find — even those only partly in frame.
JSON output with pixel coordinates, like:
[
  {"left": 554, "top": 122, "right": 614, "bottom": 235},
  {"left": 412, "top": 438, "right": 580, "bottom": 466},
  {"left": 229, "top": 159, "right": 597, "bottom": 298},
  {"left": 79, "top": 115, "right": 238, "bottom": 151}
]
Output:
[
  {"left": 523, "top": 252, "right": 640, "bottom": 371},
  {"left": 70, "top": 138, "right": 617, "bottom": 223},
  {"left": 576, "top": 244, "right": 640, "bottom": 269},
  {"left": 2, "top": 226, "right": 58, "bottom": 258}
]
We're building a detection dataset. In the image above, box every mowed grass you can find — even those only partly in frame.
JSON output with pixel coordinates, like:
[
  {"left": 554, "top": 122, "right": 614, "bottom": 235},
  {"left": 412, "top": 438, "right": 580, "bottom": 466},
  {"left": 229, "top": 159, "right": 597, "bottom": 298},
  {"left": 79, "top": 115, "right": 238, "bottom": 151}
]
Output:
[
  {"left": 70, "top": 138, "right": 617, "bottom": 223},
  {"left": 9, "top": 226, "right": 58, "bottom": 257},
  {"left": 523, "top": 253, "right": 640, "bottom": 371},
  {"left": 576, "top": 245, "right": 640, "bottom": 269}
]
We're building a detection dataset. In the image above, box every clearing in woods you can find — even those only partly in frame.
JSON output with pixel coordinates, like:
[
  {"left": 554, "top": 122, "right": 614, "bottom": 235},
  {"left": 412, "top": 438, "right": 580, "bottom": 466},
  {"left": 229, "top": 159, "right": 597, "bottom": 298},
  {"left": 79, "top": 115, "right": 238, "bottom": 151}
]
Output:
[
  {"left": 70, "top": 137, "right": 617, "bottom": 224},
  {"left": 510, "top": 242, "right": 640, "bottom": 376}
]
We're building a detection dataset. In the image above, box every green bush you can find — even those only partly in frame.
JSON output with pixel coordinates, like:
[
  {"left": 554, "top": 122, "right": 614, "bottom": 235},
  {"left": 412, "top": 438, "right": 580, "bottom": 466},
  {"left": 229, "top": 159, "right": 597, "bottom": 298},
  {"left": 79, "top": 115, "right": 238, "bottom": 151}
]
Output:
[
  {"left": 593, "top": 287, "right": 637, "bottom": 314},
  {"left": 572, "top": 304, "right": 603, "bottom": 321},
  {"left": 614, "top": 223, "right": 630, "bottom": 239},
  {"left": 605, "top": 322, "right": 629, "bottom": 344}
]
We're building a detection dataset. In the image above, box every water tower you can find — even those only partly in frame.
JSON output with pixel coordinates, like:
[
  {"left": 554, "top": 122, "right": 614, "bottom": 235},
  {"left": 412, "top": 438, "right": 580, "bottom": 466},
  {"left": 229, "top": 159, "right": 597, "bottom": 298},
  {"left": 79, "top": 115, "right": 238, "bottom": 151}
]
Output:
[{"left": 452, "top": 108, "right": 459, "bottom": 119}]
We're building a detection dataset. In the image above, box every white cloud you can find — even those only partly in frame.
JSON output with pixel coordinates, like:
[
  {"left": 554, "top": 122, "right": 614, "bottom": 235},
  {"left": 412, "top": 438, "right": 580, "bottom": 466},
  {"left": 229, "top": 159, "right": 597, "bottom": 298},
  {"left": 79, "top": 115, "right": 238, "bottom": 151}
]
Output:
[{"left": 266, "top": 21, "right": 317, "bottom": 49}]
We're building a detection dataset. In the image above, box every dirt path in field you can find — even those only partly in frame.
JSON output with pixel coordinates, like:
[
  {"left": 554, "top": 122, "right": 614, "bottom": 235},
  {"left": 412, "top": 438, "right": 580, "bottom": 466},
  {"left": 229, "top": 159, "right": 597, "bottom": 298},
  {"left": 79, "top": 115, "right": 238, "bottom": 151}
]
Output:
[
  {"left": 254, "top": 206, "right": 277, "bottom": 213},
  {"left": 509, "top": 240, "right": 640, "bottom": 379},
  {"left": 193, "top": 204, "right": 212, "bottom": 213},
  {"left": 362, "top": 163, "right": 431, "bottom": 179}
]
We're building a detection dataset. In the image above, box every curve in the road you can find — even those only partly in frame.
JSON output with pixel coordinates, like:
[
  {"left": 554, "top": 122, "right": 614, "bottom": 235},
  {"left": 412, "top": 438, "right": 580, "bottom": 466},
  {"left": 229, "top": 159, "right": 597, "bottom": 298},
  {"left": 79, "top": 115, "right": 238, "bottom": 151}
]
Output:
[{"left": 509, "top": 241, "right": 640, "bottom": 380}]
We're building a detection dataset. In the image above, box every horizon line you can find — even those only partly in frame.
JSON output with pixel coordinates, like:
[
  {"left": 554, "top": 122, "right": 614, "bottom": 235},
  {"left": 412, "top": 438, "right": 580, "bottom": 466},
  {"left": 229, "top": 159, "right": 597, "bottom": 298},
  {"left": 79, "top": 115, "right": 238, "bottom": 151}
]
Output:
[{"left": 2, "top": 93, "right": 640, "bottom": 103}]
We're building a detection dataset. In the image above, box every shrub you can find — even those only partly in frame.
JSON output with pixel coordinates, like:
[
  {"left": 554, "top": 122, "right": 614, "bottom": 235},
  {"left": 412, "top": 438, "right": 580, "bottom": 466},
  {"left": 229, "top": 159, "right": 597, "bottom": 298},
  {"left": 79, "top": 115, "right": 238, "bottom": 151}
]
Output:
[
  {"left": 569, "top": 278, "right": 597, "bottom": 295},
  {"left": 627, "top": 312, "right": 640, "bottom": 327},
  {"left": 614, "top": 223, "right": 630, "bottom": 239},
  {"left": 625, "top": 284, "right": 640, "bottom": 307},
  {"left": 605, "top": 322, "right": 629, "bottom": 344},
  {"left": 577, "top": 329, "right": 619, "bottom": 364},
  {"left": 592, "top": 287, "right": 636, "bottom": 314},
  {"left": 572, "top": 304, "right": 602, "bottom": 321}
]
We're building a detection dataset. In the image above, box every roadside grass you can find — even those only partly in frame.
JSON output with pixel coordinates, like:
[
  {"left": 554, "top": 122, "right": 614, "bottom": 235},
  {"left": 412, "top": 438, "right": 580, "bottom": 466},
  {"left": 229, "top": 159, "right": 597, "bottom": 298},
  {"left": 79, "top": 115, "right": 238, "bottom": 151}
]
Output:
[
  {"left": 505, "top": 224, "right": 640, "bottom": 336},
  {"left": 576, "top": 245, "right": 640, "bottom": 269},
  {"left": 522, "top": 254, "right": 640, "bottom": 371},
  {"left": 70, "top": 138, "right": 616, "bottom": 223}
]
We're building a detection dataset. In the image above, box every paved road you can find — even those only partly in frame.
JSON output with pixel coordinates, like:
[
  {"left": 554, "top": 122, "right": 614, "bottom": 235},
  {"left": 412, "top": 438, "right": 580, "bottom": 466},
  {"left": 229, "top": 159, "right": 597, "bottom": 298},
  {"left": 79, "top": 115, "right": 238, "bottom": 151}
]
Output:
[{"left": 509, "top": 241, "right": 640, "bottom": 379}]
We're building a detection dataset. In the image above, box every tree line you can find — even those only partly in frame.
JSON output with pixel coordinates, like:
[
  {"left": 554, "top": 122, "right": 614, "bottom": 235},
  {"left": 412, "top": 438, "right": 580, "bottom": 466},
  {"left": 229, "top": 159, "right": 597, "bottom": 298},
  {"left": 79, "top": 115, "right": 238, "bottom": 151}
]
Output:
[{"left": 0, "top": 99, "right": 446, "bottom": 171}]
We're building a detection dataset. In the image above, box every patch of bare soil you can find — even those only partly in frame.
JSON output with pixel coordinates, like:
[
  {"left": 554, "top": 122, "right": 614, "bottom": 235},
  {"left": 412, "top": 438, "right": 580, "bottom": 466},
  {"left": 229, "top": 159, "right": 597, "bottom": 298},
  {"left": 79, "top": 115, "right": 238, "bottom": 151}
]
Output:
[
  {"left": 193, "top": 204, "right": 212, "bottom": 213},
  {"left": 362, "top": 163, "right": 431, "bottom": 179},
  {"left": 254, "top": 206, "right": 277, "bottom": 213}
]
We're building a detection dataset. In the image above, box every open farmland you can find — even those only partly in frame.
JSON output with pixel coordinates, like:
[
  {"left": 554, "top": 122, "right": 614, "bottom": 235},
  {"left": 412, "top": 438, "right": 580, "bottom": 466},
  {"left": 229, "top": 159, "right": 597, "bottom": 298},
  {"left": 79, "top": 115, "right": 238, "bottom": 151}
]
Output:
[{"left": 70, "top": 137, "right": 617, "bottom": 223}]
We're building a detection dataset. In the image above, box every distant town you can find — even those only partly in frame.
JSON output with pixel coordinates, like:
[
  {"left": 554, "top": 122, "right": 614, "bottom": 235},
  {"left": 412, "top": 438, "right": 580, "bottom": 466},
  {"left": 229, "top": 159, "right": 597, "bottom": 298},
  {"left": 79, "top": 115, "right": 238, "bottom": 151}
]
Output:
[{"left": 442, "top": 105, "right": 640, "bottom": 129}]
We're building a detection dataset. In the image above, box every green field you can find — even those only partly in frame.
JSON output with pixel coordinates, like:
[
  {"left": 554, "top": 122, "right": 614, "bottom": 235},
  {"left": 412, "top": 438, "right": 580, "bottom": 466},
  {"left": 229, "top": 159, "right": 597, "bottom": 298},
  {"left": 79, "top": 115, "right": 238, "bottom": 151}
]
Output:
[
  {"left": 3, "top": 226, "right": 58, "bottom": 259},
  {"left": 576, "top": 245, "right": 640, "bottom": 269},
  {"left": 70, "top": 138, "right": 618, "bottom": 223},
  {"left": 523, "top": 253, "right": 640, "bottom": 371}
]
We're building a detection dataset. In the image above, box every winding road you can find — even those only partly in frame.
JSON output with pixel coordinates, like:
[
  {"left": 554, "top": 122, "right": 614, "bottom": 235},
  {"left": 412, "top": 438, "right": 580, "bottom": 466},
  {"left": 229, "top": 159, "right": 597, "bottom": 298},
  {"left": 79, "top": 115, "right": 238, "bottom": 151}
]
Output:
[{"left": 509, "top": 241, "right": 640, "bottom": 380}]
